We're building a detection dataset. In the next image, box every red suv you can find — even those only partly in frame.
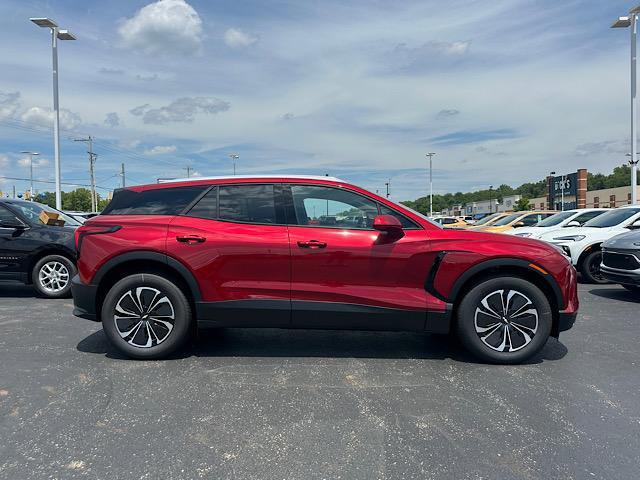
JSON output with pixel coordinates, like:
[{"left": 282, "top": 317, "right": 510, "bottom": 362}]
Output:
[{"left": 72, "top": 175, "right": 578, "bottom": 363}]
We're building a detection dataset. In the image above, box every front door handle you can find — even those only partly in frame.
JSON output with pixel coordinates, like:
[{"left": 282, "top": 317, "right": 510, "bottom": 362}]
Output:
[
  {"left": 297, "top": 240, "right": 327, "bottom": 249},
  {"left": 176, "top": 235, "right": 206, "bottom": 244}
]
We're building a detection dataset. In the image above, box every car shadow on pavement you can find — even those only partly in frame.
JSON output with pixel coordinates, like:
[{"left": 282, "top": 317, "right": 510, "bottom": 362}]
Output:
[
  {"left": 0, "top": 282, "right": 36, "bottom": 298},
  {"left": 77, "top": 327, "right": 567, "bottom": 365},
  {"left": 589, "top": 288, "right": 640, "bottom": 304}
]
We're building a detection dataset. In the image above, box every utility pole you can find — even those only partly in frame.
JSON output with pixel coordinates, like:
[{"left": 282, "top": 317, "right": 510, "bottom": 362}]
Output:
[
  {"left": 120, "top": 163, "right": 125, "bottom": 188},
  {"left": 74, "top": 136, "right": 97, "bottom": 211},
  {"left": 385, "top": 180, "right": 390, "bottom": 198},
  {"left": 20, "top": 151, "right": 39, "bottom": 201},
  {"left": 184, "top": 166, "right": 193, "bottom": 178},
  {"left": 425, "top": 152, "right": 436, "bottom": 218},
  {"left": 489, "top": 185, "right": 494, "bottom": 214},
  {"left": 12, "top": 185, "right": 16, "bottom": 199}
]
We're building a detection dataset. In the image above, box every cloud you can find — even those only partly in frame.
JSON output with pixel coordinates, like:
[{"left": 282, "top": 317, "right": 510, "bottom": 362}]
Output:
[
  {"left": 0, "top": 154, "right": 8, "bottom": 169},
  {"left": 118, "top": 0, "right": 203, "bottom": 56},
  {"left": 574, "top": 139, "right": 627, "bottom": 157},
  {"left": 104, "top": 112, "right": 120, "bottom": 127},
  {"left": 224, "top": 28, "right": 258, "bottom": 48},
  {"left": 431, "top": 129, "right": 519, "bottom": 145},
  {"left": 436, "top": 109, "right": 460, "bottom": 119},
  {"left": 0, "top": 91, "right": 20, "bottom": 118},
  {"left": 130, "top": 97, "right": 230, "bottom": 124},
  {"left": 144, "top": 145, "right": 177, "bottom": 155},
  {"left": 281, "top": 113, "right": 295, "bottom": 120},
  {"left": 20, "top": 106, "right": 82, "bottom": 130},
  {"left": 18, "top": 156, "right": 49, "bottom": 168},
  {"left": 99, "top": 67, "right": 124, "bottom": 75},
  {"left": 135, "top": 73, "right": 158, "bottom": 81}
]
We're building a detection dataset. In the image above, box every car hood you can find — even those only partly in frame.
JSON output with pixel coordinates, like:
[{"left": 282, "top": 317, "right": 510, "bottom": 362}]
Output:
[
  {"left": 441, "top": 228, "right": 564, "bottom": 258},
  {"left": 603, "top": 229, "right": 640, "bottom": 249}
]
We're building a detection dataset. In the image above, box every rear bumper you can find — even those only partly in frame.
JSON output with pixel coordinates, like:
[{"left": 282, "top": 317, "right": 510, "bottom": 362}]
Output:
[
  {"left": 71, "top": 275, "right": 99, "bottom": 321},
  {"left": 600, "top": 266, "right": 640, "bottom": 286}
]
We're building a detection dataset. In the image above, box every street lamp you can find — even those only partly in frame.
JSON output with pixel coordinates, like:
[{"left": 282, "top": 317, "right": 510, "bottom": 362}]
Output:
[
  {"left": 20, "top": 151, "right": 39, "bottom": 201},
  {"left": 612, "top": 5, "right": 640, "bottom": 205},
  {"left": 30, "top": 17, "right": 76, "bottom": 210},
  {"left": 489, "top": 185, "right": 493, "bottom": 214},
  {"left": 228, "top": 153, "right": 239, "bottom": 175},
  {"left": 425, "top": 152, "right": 436, "bottom": 217}
]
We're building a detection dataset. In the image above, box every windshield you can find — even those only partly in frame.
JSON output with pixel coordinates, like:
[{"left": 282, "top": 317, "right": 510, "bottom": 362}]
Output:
[
  {"left": 493, "top": 213, "right": 522, "bottom": 226},
  {"left": 474, "top": 213, "right": 501, "bottom": 226},
  {"left": 535, "top": 211, "right": 574, "bottom": 227},
  {"left": 8, "top": 201, "right": 80, "bottom": 227},
  {"left": 583, "top": 207, "right": 640, "bottom": 228}
]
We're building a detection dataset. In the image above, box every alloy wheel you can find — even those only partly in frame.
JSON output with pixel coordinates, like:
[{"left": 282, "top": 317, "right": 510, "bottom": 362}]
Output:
[
  {"left": 474, "top": 289, "right": 539, "bottom": 352},
  {"left": 38, "top": 261, "right": 70, "bottom": 293},
  {"left": 113, "top": 287, "right": 175, "bottom": 348}
]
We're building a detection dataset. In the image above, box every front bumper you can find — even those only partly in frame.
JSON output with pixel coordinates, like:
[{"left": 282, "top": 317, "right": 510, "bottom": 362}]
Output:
[
  {"left": 558, "top": 311, "right": 578, "bottom": 333},
  {"left": 71, "top": 275, "right": 99, "bottom": 321},
  {"left": 600, "top": 265, "right": 640, "bottom": 286}
]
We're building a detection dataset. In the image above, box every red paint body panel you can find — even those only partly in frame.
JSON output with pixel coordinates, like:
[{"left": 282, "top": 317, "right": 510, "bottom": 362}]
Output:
[{"left": 166, "top": 216, "right": 290, "bottom": 302}]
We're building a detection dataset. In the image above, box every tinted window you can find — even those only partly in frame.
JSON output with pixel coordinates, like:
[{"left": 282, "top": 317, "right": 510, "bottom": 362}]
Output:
[
  {"left": 443, "top": 218, "right": 458, "bottom": 225},
  {"left": 102, "top": 186, "right": 206, "bottom": 215},
  {"left": 494, "top": 213, "right": 522, "bottom": 226},
  {"left": 573, "top": 210, "right": 605, "bottom": 225},
  {"left": 218, "top": 184, "right": 277, "bottom": 224},
  {"left": 535, "top": 211, "right": 574, "bottom": 227},
  {"left": 0, "top": 205, "right": 20, "bottom": 224},
  {"left": 186, "top": 187, "right": 218, "bottom": 219},
  {"left": 379, "top": 204, "right": 419, "bottom": 229},
  {"left": 584, "top": 207, "right": 640, "bottom": 228},
  {"left": 6, "top": 201, "right": 80, "bottom": 226},
  {"left": 290, "top": 185, "right": 378, "bottom": 229},
  {"left": 521, "top": 214, "right": 543, "bottom": 226}
]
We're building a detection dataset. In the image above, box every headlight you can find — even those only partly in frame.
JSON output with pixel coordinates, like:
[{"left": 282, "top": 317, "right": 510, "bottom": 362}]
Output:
[
  {"left": 552, "top": 235, "right": 585, "bottom": 242},
  {"left": 514, "top": 233, "right": 532, "bottom": 237}
]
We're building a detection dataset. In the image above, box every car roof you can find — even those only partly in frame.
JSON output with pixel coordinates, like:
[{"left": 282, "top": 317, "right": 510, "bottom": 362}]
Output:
[{"left": 157, "top": 174, "right": 344, "bottom": 184}]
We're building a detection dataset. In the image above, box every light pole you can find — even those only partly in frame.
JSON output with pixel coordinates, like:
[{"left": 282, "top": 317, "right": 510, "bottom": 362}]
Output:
[
  {"left": 20, "top": 151, "right": 39, "bottom": 201},
  {"left": 425, "top": 152, "right": 436, "bottom": 217},
  {"left": 489, "top": 185, "right": 493, "bottom": 214},
  {"left": 228, "top": 153, "right": 239, "bottom": 175},
  {"left": 30, "top": 18, "right": 76, "bottom": 210},
  {"left": 612, "top": 6, "right": 640, "bottom": 205},
  {"left": 550, "top": 171, "right": 557, "bottom": 210}
]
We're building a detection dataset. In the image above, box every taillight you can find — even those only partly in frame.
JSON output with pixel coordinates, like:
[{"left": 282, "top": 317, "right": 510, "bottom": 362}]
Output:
[{"left": 76, "top": 225, "right": 121, "bottom": 256}]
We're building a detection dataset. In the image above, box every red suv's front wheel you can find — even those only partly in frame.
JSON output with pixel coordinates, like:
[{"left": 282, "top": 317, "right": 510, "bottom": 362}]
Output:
[
  {"left": 456, "top": 276, "right": 553, "bottom": 364},
  {"left": 101, "top": 274, "right": 192, "bottom": 359}
]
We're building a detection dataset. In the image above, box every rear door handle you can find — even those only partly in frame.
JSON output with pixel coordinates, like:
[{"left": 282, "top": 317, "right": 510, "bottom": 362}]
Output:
[
  {"left": 297, "top": 240, "right": 327, "bottom": 249},
  {"left": 176, "top": 235, "right": 206, "bottom": 244}
]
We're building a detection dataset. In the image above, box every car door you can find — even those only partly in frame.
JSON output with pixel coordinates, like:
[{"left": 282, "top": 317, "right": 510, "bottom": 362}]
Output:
[
  {"left": 166, "top": 183, "right": 291, "bottom": 327},
  {"left": 285, "top": 183, "right": 431, "bottom": 331},
  {"left": 0, "top": 205, "right": 30, "bottom": 279}
]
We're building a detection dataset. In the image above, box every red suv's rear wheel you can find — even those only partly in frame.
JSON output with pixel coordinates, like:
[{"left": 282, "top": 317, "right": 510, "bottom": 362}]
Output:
[
  {"left": 101, "top": 274, "right": 192, "bottom": 359},
  {"left": 456, "top": 276, "right": 552, "bottom": 364}
]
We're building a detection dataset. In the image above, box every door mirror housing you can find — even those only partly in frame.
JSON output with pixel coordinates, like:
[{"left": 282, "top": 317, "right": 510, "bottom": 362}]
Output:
[
  {"left": 564, "top": 220, "right": 580, "bottom": 228},
  {"left": 629, "top": 219, "right": 640, "bottom": 229},
  {"left": 513, "top": 221, "right": 525, "bottom": 228},
  {"left": 373, "top": 215, "right": 403, "bottom": 235},
  {"left": 0, "top": 219, "right": 26, "bottom": 230}
]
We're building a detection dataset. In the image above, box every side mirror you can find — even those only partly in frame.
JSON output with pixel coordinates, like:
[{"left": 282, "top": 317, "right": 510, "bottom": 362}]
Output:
[
  {"left": 0, "top": 220, "right": 26, "bottom": 229},
  {"left": 629, "top": 219, "right": 640, "bottom": 229},
  {"left": 513, "top": 221, "right": 525, "bottom": 228},
  {"left": 373, "top": 215, "right": 404, "bottom": 236},
  {"left": 564, "top": 220, "right": 580, "bottom": 228}
]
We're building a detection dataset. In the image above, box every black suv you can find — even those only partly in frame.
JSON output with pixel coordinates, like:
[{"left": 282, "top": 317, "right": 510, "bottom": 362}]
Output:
[
  {"left": 0, "top": 199, "right": 79, "bottom": 298},
  {"left": 601, "top": 229, "right": 640, "bottom": 294}
]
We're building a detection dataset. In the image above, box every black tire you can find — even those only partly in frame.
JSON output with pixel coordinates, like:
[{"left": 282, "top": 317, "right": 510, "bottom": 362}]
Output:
[
  {"left": 580, "top": 250, "right": 608, "bottom": 284},
  {"left": 32, "top": 254, "right": 76, "bottom": 299},
  {"left": 101, "top": 274, "right": 192, "bottom": 360},
  {"left": 456, "top": 276, "right": 553, "bottom": 364}
]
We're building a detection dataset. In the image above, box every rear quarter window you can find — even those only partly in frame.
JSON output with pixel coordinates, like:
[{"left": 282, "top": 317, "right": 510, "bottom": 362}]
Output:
[{"left": 102, "top": 186, "right": 207, "bottom": 215}]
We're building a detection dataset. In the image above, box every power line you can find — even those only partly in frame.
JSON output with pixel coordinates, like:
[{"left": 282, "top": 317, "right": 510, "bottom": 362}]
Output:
[{"left": 0, "top": 175, "right": 112, "bottom": 191}]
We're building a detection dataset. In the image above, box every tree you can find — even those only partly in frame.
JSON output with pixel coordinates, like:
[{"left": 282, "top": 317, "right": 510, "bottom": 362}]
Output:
[{"left": 514, "top": 197, "right": 531, "bottom": 211}]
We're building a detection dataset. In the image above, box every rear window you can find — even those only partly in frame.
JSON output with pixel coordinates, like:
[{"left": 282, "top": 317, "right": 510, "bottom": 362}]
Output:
[{"left": 102, "top": 186, "right": 207, "bottom": 215}]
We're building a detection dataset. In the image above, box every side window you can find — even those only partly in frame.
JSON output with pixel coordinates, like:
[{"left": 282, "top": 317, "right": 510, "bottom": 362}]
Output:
[
  {"left": 186, "top": 187, "right": 217, "bottom": 219},
  {"left": 574, "top": 211, "right": 603, "bottom": 225},
  {"left": 443, "top": 218, "right": 457, "bottom": 225},
  {"left": 0, "top": 206, "right": 20, "bottom": 224},
  {"left": 290, "top": 185, "right": 378, "bottom": 229},
  {"left": 218, "top": 184, "right": 277, "bottom": 224},
  {"left": 102, "top": 186, "right": 207, "bottom": 215},
  {"left": 520, "top": 215, "right": 540, "bottom": 226},
  {"left": 378, "top": 204, "right": 420, "bottom": 229}
]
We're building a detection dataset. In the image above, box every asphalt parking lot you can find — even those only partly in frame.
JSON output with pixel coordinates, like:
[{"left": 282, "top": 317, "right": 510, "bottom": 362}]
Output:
[{"left": 0, "top": 283, "right": 639, "bottom": 480}]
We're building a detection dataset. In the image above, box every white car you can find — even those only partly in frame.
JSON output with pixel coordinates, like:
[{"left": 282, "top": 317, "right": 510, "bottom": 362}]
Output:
[
  {"left": 538, "top": 205, "right": 640, "bottom": 283},
  {"left": 506, "top": 208, "right": 607, "bottom": 239}
]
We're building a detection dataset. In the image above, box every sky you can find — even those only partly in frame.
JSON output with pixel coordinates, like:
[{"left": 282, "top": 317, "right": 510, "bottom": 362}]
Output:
[{"left": 0, "top": 0, "right": 636, "bottom": 202}]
